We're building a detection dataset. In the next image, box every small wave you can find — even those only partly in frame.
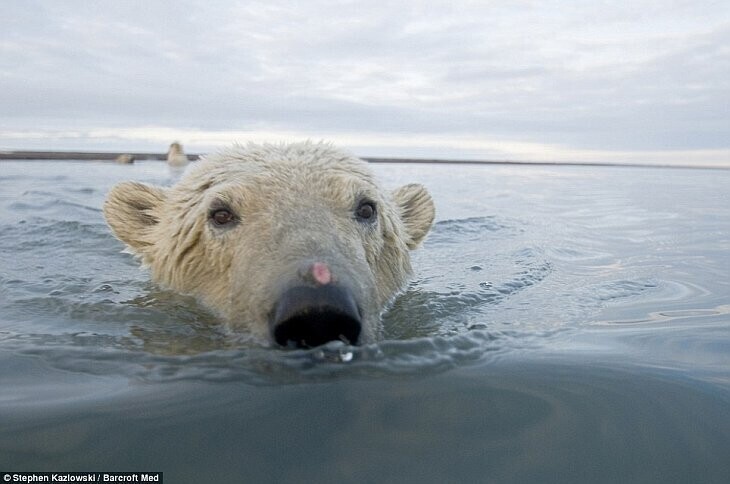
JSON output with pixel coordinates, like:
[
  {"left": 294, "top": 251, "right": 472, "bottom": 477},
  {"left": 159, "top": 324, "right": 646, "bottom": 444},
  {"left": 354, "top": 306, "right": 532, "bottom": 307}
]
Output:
[
  {"left": 0, "top": 174, "right": 69, "bottom": 183},
  {"left": 593, "top": 304, "right": 730, "bottom": 326},
  {"left": 1, "top": 328, "right": 542, "bottom": 385},
  {"left": 392, "top": 244, "right": 554, "bottom": 336},
  {"left": 0, "top": 219, "right": 115, "bottom": 255},
  {"left": 4, "top": 285, "right": 218, "bottom": 331},
  {"left": 65, "top": 187, "right": 96, "bottom": 195},
  {"left": 584, "top": 279, "right": 658, "bottom": 303},
  {"left": 427, "top": 216, "right": 523, "bottom": 246},
  {"left": 8, "top": 199, "right": 100, "bottom": 214},
  {"left": 1, "top": 218, "right": 107, "bottom": 236}
]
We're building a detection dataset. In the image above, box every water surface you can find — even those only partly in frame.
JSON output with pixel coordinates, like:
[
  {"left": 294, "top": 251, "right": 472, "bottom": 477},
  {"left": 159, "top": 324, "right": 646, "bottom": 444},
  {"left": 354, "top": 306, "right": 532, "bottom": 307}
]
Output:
[{"left": 1, "top": 160, "right": 729, "bottom": 483}]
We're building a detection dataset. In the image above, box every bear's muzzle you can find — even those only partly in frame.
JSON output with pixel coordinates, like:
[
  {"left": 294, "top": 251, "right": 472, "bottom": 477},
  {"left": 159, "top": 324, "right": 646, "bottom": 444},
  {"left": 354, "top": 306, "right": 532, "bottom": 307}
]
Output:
[{"left": 271, "top": 284, "right": 362, "bottom": 349}]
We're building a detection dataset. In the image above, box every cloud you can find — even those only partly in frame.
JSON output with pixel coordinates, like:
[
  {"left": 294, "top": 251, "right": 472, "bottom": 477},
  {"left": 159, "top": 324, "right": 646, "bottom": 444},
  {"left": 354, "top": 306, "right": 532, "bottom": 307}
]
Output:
[{"left": 1, "top": 0, "right": 729, "bottom": 163}]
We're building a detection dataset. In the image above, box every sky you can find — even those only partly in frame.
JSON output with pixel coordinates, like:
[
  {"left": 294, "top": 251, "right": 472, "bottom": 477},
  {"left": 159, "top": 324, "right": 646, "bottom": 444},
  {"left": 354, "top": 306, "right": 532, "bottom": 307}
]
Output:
[{"left": 1, "top": 0, "right": 729, "bottom": 165}]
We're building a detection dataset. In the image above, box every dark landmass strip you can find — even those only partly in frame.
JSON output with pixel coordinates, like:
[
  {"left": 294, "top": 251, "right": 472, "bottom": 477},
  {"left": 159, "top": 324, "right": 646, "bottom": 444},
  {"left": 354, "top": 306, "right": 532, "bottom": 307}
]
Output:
[
  {"left": 0, "top": 150, "right": 727, "bottom": 170},
  {"left": 0, "top": 150, "right": 199, "bottom": 161},
  {"left": 0, "top": 150, "right": 526, "bottom": 164}
]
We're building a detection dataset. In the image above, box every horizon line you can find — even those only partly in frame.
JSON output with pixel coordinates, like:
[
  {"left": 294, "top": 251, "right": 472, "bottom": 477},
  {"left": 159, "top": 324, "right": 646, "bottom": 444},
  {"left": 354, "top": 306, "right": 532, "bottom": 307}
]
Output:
[{"left": 1, "top": 149, "right": 728, "bottom": 171}]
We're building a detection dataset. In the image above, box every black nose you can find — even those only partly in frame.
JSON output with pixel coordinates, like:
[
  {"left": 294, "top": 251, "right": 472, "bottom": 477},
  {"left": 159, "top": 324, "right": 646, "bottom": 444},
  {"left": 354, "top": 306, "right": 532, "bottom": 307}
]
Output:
[{"left": 271, "top": 285, "right": 362, "bottom": 348}]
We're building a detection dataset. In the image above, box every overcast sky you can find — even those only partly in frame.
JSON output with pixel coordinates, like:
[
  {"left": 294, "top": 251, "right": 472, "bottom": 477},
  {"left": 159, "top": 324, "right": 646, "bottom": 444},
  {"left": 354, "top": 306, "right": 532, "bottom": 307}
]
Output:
[{"left": 1, "top": 1, "right": 729, "bottom": 165}]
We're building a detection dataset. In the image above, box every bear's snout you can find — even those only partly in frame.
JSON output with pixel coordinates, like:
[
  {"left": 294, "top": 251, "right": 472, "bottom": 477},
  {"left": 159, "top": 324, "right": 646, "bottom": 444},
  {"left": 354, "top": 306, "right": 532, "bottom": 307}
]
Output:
[{"left": 271, "top": 284, "right": 362, "bottom": 349}]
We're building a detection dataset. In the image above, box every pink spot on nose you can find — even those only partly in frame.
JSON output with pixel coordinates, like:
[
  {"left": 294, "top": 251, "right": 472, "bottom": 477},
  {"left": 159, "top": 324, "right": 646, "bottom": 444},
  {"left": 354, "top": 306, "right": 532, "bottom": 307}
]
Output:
[{"left": 311, "top": 262, "right": 332, "bottom": 285}]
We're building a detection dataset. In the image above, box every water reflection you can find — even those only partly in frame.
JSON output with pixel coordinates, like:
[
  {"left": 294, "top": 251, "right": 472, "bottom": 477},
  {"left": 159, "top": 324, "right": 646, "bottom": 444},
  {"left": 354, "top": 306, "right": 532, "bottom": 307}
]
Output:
[{"left": 2, "top": 356, "right": 729, "bottom": 483}]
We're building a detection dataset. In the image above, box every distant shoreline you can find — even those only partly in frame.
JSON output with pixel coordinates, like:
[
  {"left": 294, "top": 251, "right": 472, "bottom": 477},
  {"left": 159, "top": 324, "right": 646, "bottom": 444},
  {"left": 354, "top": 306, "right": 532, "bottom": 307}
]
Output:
[
  {"left": 0, "top": 150, "right": 198, "bottom": 161},
  {"left": 0, "top": 150, "right": 728, "bottom": 170}
]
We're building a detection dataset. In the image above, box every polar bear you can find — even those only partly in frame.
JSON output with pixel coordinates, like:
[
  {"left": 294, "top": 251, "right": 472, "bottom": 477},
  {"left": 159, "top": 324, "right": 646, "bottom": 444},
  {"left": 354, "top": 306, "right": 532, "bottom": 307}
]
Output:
[
  {"left": 104, "top": 142, "right": 434, "bottom": 348},
  {"left": 166, "top": 141, "right": 189, "bottom": 167}
]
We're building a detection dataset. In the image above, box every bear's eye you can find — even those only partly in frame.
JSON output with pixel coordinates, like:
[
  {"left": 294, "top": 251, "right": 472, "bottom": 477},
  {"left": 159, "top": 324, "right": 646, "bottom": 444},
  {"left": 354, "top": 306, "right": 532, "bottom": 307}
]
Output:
[
  {"left": 355, "top": 200, "right": 377, "bottom": 222},
  {"left": 210, "top": 208, "right": 235, "bottom": 226}
]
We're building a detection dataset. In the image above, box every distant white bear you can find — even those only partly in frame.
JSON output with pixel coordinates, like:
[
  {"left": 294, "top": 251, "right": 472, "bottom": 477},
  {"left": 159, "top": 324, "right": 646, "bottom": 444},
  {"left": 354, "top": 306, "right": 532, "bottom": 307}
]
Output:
[{"left": 166, "top": 141, "right": 189, "bottom": 167}]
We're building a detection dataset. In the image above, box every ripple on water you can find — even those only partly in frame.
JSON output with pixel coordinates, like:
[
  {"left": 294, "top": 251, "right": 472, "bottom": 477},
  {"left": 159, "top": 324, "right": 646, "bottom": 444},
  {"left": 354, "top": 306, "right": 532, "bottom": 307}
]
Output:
[
  {"left": 592, "top": 304, "right": 730, "bottom": 326},
  {"left": 1, "top": 328, "right": 545, "bottom": 385},
  {"left": 390, "top": 238, "right": 554, "bottom": 337},
  {"left": 427, "top": 216, "right": 524, "bottom": 246},
  {"left": 0, "top": 218, "right": 112, "bottom": 252},
  {"left": 585, "top": 278, "right": 659, "bottom": 303},
  {"left": 9, "top": 198, "right": 100, "bottom": 215}
]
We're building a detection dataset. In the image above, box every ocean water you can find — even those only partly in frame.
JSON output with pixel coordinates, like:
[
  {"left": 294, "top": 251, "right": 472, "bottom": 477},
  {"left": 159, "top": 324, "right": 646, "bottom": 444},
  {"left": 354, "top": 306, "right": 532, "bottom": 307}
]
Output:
[{"left": 0, "top": 160, "right": 729, "bottom": 483}]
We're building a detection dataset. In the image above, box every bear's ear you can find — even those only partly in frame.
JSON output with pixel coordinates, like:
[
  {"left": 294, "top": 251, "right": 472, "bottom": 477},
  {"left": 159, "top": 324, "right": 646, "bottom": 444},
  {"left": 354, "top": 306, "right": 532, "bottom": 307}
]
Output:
[
  {"left": 103, "top": 181, "right": 167, "bottom": 252},
  {"left": 392, "top": 183, "right": 435, "bottom": 249}
]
